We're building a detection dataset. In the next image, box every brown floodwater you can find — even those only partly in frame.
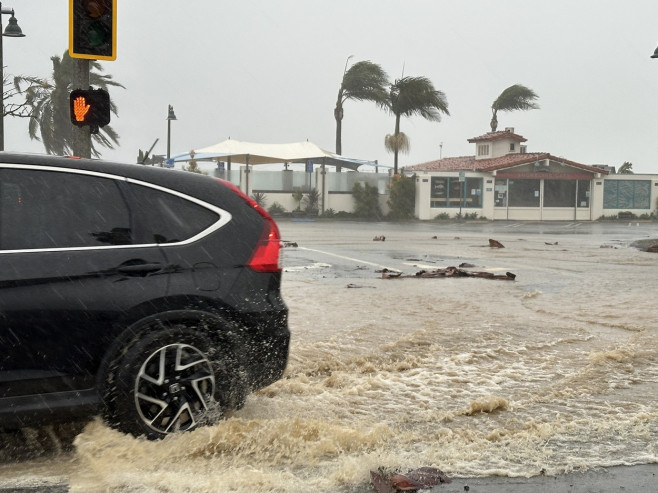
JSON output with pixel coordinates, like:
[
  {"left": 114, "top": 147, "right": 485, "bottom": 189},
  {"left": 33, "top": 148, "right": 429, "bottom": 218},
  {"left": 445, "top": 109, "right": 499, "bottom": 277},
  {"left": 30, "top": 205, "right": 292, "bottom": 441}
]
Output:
[{"left": 1, "top": 220, "right": 656, "bottom": 492}]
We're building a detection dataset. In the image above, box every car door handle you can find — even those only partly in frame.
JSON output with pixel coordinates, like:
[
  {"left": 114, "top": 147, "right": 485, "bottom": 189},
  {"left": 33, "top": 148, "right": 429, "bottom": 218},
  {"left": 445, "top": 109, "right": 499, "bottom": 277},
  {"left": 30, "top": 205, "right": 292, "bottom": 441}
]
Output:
[{"left": 117, "top": 263, "right": 163, "bottom": 275}]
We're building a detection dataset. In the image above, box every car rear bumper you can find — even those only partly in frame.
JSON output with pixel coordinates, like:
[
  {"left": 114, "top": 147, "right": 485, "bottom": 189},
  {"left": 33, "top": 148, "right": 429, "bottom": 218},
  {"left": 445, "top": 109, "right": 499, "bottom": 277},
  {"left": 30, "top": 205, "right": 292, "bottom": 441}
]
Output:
[{"left": 238, "top": 310, "right": 290, "bottom": 389}]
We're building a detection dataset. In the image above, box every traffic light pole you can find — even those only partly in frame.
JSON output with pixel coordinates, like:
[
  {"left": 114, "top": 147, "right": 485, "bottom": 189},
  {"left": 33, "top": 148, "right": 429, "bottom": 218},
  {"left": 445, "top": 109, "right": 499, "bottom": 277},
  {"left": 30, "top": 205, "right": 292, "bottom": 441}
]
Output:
[{"left": 72, "top": 58, "right": 91, "bottom": 158}]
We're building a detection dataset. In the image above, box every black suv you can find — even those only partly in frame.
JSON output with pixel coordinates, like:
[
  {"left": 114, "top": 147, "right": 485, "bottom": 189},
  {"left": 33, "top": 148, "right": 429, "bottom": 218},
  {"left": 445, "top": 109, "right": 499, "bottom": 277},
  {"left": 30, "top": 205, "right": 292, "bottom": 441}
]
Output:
[{"left": 0, "top": 153, "right": 289, "bottom": 439}]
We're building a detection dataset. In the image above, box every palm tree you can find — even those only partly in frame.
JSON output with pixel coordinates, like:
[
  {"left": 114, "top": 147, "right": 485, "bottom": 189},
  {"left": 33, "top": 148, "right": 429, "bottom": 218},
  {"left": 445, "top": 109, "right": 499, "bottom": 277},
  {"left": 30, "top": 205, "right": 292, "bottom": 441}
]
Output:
[
  {"left": 618, "top": 161, "right": 634, "bottom": 174},
  {"left": 334, "top": 58, "right": 389, "bottom": 155},
  {"left": 385, "top": 76, "right": 449, "bottom": 174},
  {"left": 14, "top": 50, "right": 124, "bottom": 157},
  {"left": 490, "top": 84, "right": 539, "bottom": 132},
  {"left": 3, "top": 74, "right": 32, "bottom": 119}
]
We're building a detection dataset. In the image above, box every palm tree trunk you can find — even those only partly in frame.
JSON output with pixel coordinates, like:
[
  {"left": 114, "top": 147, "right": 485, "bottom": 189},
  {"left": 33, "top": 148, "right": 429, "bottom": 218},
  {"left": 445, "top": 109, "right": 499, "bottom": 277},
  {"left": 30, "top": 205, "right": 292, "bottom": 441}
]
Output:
[
  {"left": 334, "top": 102, "right": 343, "bottom": 155},
  {"left": 393, "top": 115, "right": 401, "bottom": 175},
  {"left": 490, "top": 109, "right": 498, "bottom": 132}
]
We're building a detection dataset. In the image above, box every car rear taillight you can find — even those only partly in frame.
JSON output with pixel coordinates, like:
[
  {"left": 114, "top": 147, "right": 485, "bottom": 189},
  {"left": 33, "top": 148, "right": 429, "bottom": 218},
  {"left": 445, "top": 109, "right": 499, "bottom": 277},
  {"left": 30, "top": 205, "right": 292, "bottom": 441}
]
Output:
[{"left": 217, "top": 179, "right": 282, "bottom": 273}]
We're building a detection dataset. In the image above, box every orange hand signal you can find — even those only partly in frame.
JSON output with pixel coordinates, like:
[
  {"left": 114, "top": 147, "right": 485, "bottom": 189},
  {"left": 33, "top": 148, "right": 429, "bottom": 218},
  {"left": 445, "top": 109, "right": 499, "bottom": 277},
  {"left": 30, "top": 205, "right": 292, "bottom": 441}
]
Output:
[{"left": 73, "top": 96, "right": 91, "bottom": 122}]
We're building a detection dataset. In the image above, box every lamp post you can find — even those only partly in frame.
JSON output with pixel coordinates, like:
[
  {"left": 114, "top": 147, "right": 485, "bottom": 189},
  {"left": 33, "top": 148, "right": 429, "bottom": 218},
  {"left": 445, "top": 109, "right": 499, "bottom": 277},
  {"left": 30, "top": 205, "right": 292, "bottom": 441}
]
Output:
[
  {"left": 652, "top": 44, "right": 658, "bottom": 59},
  {"left": 166, "top": 104, "right": 177, "bottom": 165},
  {"left": 0, "top": 3, "right": 25, "bottom": 151}
]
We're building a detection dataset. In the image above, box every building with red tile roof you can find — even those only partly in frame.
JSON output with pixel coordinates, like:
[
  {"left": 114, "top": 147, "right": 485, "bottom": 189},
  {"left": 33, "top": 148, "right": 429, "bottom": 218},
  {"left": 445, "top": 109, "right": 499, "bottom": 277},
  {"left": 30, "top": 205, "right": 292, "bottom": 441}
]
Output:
[{"left": 407, "top": 129, "right": 656, "bottom": 221}]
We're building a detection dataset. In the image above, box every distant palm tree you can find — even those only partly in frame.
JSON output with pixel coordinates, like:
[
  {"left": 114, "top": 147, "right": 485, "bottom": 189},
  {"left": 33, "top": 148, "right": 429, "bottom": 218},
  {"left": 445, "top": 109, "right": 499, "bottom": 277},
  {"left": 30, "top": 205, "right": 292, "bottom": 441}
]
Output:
[
  {"left": 385, "top": 76, "right": 449, "bottom": 174},
  {"left": 14, "top": 50, "right": 124, "bottom": 157},
  {"left": 618, "top": 161, "right": 634, "bottom": 174},
  {"left": 334, "top": 58, "right": 389, "bottom": 155},
  {"left": 490, "top": 84, "right": 539, "bottom": 132}
]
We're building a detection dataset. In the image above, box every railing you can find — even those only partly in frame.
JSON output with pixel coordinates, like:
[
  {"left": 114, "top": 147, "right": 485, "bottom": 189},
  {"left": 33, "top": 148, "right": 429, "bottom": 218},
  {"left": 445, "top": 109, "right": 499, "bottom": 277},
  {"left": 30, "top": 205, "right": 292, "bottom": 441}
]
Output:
[{"left": 213, "top": 168, "right": 390, "bottom": 194}]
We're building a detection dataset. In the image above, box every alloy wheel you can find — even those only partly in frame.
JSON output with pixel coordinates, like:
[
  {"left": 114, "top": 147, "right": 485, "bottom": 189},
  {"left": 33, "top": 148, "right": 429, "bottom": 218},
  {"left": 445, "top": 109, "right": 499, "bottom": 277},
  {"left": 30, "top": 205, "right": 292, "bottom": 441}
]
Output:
[{"left": 134, "top": 343, "right": 215, "bottom": 435}]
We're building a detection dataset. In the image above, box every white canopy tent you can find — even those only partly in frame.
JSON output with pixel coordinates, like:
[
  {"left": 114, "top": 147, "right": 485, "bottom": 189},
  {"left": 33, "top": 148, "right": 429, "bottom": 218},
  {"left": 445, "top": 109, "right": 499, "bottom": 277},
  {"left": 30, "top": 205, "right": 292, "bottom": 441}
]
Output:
[{"left": 171, "top": 139, "right": 388, "bottom": 172}]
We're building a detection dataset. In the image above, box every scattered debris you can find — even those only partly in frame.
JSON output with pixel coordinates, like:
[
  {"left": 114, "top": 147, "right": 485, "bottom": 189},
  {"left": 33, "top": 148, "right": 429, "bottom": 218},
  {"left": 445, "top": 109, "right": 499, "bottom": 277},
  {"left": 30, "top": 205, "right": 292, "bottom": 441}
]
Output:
[
  {"left": 545, "top": 241, "right": 558, "bottom": 245},
  {"left": 383, "top": 266, "right": 515, "bottom": 281},
  {"left": 488, "top": 238, "right": 504, "bottom": 248},
  {"left": 371, "top": 470, "right": 397, "bottom": 493},
  {"left": 647, "top": 244, "right": 658, "bottom": 253},
  {"left": 282, "top": 241, "right": 298, "bottom": 248},
  {"left": 458, "top": 262, "right": 476, "bottom": 268},
  {"left": 431, "top": 235, "right": 438, "bottom": 239},
  {"left": 375, "top": 268, "right": 402, "bottom": 275},
  {"left": 346, "top": 283, "right": 375, "bottom": 289},
  {"left": 371, "top": 467, "right": 451, "bottom": 492},
  {"left": 600, "top": 244, "right": 618, "bottom": 249},
  {"left": 373, "top": 235, "right": 386, "bottom": 241}
]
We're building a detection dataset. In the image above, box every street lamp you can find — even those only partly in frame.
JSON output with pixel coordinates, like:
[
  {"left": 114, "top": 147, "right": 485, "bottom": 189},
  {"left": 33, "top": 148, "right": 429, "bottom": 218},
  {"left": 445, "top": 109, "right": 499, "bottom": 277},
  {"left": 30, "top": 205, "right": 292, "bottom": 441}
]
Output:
[
  {"left": 166, "top": 104, "right": 177, "bottom": 164},
  {"left": 652, "top": 44, "right": 658, "bottom": 59},
  {"left": 0, "top": 3, "right": 25, "bottom": 152}
]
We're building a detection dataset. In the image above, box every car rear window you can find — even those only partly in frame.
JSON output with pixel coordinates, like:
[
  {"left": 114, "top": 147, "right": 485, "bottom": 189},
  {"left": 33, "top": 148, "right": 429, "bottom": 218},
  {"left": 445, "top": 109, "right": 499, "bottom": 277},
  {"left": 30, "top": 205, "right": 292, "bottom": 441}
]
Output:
[
  {"left": 124, "top": 182, "right": 219, "bottom": 245},
  {"left": 0, "top": 169, "right": 220, "bottom": 251}
]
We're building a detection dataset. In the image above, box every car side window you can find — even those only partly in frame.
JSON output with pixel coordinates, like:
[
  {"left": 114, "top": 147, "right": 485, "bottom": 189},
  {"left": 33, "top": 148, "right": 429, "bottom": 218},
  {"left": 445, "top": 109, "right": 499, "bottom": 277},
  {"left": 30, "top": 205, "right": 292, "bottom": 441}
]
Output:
[
  {"left": 0, "top": 169, "right": 131, "bottom": 250},
  {"left": 126, "top": 183, "right": 219, "bottom": 244}
]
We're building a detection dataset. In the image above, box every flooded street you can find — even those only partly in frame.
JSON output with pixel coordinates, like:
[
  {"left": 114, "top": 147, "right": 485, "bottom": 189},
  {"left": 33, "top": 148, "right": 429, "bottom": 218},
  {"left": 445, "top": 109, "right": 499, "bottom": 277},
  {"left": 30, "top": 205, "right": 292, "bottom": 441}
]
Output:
[{"left": 1, "top": 220, "right": 657, "bottom": 492}]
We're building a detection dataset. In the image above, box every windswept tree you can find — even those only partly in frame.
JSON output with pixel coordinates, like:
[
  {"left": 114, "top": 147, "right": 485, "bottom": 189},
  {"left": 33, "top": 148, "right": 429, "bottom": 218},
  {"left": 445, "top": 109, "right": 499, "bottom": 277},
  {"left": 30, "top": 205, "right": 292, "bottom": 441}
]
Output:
[
  {"left": 14, "top": 50, "right": 124, "bottom": 157},
  {"left": 334, "top": 58, "right": 389, "bottom": 155},
  {"left": 490, "top": 84, "right": 539, "bottom": 132},
  {"left": 385, "top": 76, "right": 449, "bottom": 174},
  {"left": 3, "top": 75, "right": 32, "bottom": 120},
  {"left": 618, "top": 161, "right": 634, "bottom": 174}
]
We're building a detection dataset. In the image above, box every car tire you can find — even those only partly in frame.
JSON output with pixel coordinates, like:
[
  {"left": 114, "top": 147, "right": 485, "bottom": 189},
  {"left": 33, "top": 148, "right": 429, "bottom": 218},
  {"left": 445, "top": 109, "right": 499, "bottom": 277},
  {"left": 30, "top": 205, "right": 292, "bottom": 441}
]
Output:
[{"left": 103, "top": 325, "right": 222, "bottom": 439}]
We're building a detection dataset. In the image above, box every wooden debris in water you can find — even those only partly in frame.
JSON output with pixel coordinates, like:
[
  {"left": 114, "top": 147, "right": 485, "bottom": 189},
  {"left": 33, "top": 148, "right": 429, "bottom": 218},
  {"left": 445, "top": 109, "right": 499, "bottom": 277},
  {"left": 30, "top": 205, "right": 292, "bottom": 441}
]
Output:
[
  {"left": 382, "top": 266, "right": 516, "bottom": 281},
  {"left": 488, "top": 238, "right": 505, "bottom": 248},
  {"left": 371, "top": 466, "right": 451, "bottom": 492}
]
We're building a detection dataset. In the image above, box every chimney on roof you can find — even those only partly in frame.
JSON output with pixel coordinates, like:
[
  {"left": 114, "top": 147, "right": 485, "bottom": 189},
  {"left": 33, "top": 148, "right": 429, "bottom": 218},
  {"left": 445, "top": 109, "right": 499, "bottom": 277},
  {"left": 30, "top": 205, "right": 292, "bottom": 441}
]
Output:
[{"left": 504, "top": 127, "right": 514, "bottom": 133}]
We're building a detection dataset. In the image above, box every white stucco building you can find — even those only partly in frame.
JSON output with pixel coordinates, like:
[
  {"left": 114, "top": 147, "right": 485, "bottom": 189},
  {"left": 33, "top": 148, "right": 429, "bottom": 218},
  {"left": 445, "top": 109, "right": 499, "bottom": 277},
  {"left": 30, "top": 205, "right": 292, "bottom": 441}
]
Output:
[{"left": 408, "top": 128, "right": 657, "bottom": 221}]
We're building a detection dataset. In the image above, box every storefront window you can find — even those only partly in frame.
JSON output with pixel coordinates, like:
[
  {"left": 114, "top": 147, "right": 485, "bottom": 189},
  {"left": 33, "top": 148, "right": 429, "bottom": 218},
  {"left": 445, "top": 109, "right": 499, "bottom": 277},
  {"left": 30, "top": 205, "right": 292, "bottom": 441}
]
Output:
[
  {"left": 576, "top": 180, "right": 590, "bottom": 208},
  {"left": 430, "top": 177, "right": 482, "bottom": 208},
  {"left": 603, "top": 180, "right": 651, "bottom": 209},
  {"left": 544, "top": 180, "right": 576, "bottom": 207},
  {"left": 508, "top": 179, "right": 540, "bottom": 207},
  {"left": 464, "top": 178, "right": 482, "bottom": 208},
  {"left": 430, "top": 177, "right": 447, "bottom": 207},
  {"left": 494, "top": 179, "right": 507, "bottom": 207}
]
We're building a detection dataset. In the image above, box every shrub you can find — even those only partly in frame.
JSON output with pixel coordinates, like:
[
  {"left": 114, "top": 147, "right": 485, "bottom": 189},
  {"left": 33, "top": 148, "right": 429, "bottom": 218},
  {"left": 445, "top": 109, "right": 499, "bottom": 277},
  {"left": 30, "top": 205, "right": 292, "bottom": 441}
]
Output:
[
  {"left": 251, "top": 192, "right": 267, "bottom": 208},
  {"left": 387, "top": 174, "right": 416, "bottom": 220},
  {"left": 352, "top": 182, "right": 382, "bottom": 220},
  {"left": 291, "top": 189, "right": 304, "bottom": 211},
  {"left": 268, "top": 202, "right": 286, "bottom": 215},
  {"left": 182, "top": 160, "right": 207, "bottom": 175},
  {"left": 434, "top": 212, "right": 451, "bottom": 220},
  {"left": 302, "top": 189, "right": 320, "bottom": 214}
]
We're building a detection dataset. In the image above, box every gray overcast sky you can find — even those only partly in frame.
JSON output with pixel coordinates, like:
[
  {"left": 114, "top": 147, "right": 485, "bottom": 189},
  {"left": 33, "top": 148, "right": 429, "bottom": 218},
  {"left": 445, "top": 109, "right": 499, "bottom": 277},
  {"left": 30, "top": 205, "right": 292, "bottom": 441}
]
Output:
[{"left": 5, "top": 0, "right": 658, "bottom": 172}]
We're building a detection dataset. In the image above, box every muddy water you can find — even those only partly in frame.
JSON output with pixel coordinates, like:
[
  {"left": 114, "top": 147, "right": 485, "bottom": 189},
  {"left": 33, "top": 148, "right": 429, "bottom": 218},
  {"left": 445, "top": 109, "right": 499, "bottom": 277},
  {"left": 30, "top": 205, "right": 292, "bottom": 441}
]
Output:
[{"left": 1, "top": 221, "right": 657, "bottom": 492}]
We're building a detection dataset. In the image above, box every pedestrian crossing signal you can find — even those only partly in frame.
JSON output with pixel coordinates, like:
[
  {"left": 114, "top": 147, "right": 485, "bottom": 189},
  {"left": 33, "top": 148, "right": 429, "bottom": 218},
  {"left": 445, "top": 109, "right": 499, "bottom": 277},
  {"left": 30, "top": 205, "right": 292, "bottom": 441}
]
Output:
[{"left": 70, "top": 88, "right": 111, "bottom": 131}]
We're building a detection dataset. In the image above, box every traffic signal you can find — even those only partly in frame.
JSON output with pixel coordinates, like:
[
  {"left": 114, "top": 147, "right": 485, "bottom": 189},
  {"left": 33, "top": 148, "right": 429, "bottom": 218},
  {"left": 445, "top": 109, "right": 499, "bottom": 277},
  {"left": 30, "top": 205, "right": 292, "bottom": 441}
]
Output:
[
  {"left": 69, "top": 0, "right": 117, "bottom": 61},
  {"left": 70, "top": 88, "right": 111, "bottom": 131}
]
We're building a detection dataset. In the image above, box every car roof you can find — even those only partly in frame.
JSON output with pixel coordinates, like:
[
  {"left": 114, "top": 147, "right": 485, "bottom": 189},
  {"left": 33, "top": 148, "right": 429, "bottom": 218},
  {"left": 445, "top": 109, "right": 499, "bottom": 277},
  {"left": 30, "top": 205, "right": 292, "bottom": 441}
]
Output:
[
  {"left": 0, "top": 152, "right": 232, "bottom": 206},
  {"left": 0, "top": 151, "right": 180, "bottom": 181}
]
